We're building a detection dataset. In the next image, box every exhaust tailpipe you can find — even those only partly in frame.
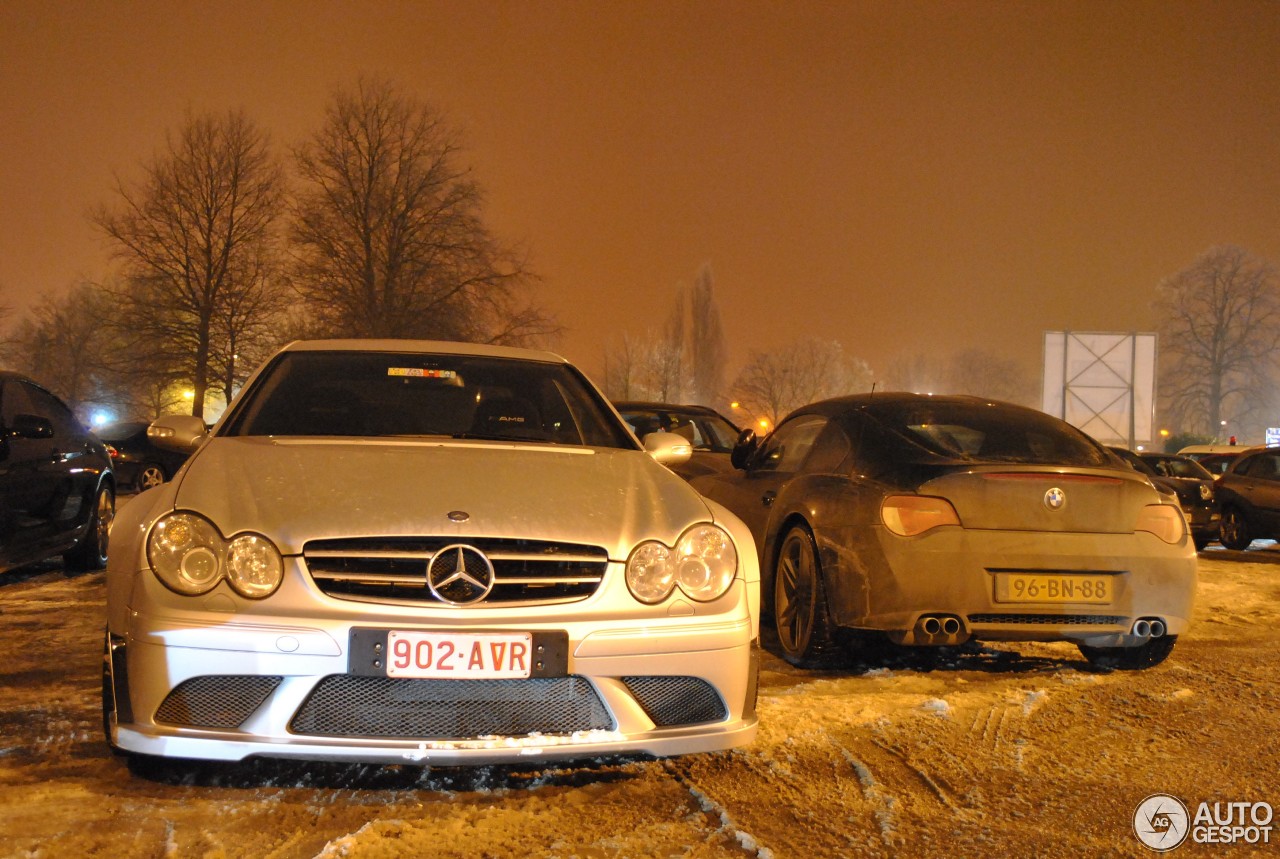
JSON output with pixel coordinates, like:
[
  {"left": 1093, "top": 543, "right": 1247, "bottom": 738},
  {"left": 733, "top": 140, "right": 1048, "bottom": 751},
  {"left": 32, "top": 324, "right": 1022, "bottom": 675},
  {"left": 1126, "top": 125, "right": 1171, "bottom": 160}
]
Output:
[
  {"left": 921, "top": 616, "right": 942, "bottom": 635},
  {"left": 941, "top": 617, "right": 961, "bottom": 635},
  {"left": 1149, "top": 619, "right": 1166, "bottom": 638},
  {"left": 1133, "top": 619, "right": 1151, "bottom": 638}
]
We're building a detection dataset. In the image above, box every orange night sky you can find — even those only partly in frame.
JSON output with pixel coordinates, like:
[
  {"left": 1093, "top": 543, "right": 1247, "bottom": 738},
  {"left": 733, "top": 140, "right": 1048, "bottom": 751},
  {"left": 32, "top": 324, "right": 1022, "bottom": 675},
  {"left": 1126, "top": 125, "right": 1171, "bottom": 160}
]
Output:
[{"left": 4, "top": 0, "right": 1280, "bottom": 384}]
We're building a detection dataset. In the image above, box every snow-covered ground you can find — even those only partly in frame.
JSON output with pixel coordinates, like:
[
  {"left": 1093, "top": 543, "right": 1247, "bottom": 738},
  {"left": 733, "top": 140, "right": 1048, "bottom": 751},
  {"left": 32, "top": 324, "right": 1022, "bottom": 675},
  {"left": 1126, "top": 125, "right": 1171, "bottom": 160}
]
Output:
[{"left": 1, "top": 551, "right": 1276, "bottom": 857}]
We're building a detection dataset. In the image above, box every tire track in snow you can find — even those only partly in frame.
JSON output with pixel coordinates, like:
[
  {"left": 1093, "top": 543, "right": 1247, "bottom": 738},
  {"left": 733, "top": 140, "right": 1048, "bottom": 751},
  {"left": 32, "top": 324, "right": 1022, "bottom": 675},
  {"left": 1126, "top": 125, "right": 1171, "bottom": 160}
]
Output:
[{"left": 662, "top": 758, "right": 775, "bottom": 858}]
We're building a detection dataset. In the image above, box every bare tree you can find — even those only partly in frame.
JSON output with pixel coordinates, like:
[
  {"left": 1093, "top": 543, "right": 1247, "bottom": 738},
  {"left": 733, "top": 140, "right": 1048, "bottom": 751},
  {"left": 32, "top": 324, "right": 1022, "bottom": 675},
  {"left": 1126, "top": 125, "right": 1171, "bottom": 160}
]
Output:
[
  {"left": 689, "top": 263, "right": 726, "bottom": 406},
  {"left": 6, "top": 283, "right": 114, "bottom": 416},
  {"left": 290, "top": 78, "right": 554, "bottom": 345},
  {"left": 945, "top": 348, "right": 1038, "bottom": 406},
  {"left": 1156, "top": 245, "right": 1280, "bottom": 437},
  {"left": 93, "top": 109, "right": 283, "bottom": 420},
  {"left": 731, "top": 338, "right": 873, "bottom": 426},
  {"left": 880, "top": 352, "right": 946, "bottom": 394}
]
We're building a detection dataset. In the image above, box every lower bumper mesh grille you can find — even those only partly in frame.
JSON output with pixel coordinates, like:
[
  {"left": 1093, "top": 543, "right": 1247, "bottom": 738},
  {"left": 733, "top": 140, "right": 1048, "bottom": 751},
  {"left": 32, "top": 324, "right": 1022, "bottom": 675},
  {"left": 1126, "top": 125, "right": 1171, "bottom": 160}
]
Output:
[
  {"left": 968, "top": 614, "right": 1126, "bottom": 626},
  {"left": 289, "top": 675, "right": 614, "bottom": 739},
  {"left": 622, "top": 676, "right": 727, "bottom": 726},
  {"left": 155, "top": 676, "right": 283, "bottom": 728}
]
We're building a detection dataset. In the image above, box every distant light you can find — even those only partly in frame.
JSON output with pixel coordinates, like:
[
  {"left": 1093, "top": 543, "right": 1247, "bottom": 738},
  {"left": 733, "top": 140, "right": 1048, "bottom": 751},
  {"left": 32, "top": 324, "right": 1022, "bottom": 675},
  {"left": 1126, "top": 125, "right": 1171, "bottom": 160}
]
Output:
[
  {"left": 1136, "top": 445, "right": 1145, "bottom": 451},
  {"left": 1159, "top": 429, "right": 1170, "bottom": 437},
  {"left": 757, "top": 418, "right": 770, "bottom": 429},
  {"left": 730, "top": 401, "right": 740, "bottom": 409},
  {"left": 182, "top": 389, "right": 195, "bottom": 401},
  {"left": 90, "top": 410, "right": 112, "bottom": 427}
]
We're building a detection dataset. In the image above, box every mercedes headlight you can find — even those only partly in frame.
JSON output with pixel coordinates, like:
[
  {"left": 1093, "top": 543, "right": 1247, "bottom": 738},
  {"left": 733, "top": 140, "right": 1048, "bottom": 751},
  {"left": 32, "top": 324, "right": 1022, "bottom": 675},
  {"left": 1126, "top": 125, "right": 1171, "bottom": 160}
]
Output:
[
  {"left": 626, "top": 524, "right": 738, "bottom": 604},
  {"left": 147, "top": 512, "right": 284, "bottom": 598}
]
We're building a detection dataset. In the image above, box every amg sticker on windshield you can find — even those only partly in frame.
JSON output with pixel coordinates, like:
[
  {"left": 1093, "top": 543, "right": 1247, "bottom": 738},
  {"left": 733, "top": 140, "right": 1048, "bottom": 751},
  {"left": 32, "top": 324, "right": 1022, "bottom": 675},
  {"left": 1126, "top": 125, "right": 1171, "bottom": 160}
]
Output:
[{"left": 387, "top": 367, "right": 457, "bottom": 379}]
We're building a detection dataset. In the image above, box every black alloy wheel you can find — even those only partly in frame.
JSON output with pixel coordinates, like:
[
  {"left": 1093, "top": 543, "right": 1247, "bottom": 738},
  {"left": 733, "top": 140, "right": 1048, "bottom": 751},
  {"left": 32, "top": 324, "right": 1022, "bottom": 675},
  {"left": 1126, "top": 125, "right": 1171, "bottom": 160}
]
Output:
[
  {"left": 1218, "top": 507, "right": 1253, "bottom": 551},
  {"left": 773, "top": 525, "right": 841, "bottom": 667},
  {"left": 65, "top": 484, "right": 114, "bottom": 571}
]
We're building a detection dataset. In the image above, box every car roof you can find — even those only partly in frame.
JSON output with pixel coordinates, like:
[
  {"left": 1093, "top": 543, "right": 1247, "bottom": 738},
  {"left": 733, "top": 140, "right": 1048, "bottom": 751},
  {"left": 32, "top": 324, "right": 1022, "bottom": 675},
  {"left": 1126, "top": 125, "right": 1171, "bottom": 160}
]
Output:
[
  {"left": 279, "top": 339, "right": 569, "bottom": 364},
  {"left": 613, "top": 401, "right": 726, "bottom": 416},
  {"left": 793, "top": 391, "right": 1015, "bottom": 419},
  {"left": 1177, "top": 443, "right": 1246, "bottom": 455}
]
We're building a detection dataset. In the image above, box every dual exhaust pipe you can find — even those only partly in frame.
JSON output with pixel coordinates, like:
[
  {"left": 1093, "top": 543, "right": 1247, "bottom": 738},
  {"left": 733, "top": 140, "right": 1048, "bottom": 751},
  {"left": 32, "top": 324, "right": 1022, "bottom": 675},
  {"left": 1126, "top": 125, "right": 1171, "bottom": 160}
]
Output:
[
  {"left": 1132, "top": 617, "right": 1167, "bottom": 639},
  {"left": 919, "top": 615, "right": 962, "bottom": 636},
  {"left": 910, "top": 614, "right": 967, "bottom": 645}
]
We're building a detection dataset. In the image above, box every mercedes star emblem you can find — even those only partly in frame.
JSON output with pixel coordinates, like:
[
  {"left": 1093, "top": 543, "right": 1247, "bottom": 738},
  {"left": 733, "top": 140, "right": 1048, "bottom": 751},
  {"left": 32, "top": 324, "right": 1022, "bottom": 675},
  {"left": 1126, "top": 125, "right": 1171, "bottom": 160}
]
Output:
[{"left": 426, "top": 544, "right": 496, "bottom": 605}]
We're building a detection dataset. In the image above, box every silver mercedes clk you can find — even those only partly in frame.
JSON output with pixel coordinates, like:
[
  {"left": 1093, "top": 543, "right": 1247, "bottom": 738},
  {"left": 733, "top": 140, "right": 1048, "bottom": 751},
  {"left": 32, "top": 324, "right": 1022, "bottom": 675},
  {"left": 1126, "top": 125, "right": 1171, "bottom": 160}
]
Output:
[{"left": 103, "top": 340, "right": 760, "bottom": 765}]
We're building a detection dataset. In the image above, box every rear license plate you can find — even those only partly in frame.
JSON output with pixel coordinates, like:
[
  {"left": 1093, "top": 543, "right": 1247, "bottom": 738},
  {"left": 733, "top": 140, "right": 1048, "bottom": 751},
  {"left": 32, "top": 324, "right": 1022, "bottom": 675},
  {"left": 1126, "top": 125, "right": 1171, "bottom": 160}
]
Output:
[
  {"left": 386, "top": 630, "right": 533, "bottom": 679},
  {"left": 994, "top": 573, "right": 1113, "bottom": 605}
]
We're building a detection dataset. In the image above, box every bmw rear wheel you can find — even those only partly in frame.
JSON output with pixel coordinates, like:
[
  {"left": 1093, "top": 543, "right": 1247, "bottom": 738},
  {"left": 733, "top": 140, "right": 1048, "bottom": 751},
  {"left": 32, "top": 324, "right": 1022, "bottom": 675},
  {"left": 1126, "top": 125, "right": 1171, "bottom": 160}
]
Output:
[
  {"left": 1219, "top": 508, "right": 1253, "bottom": 551},
  {"left": 774, "top": 525, "right": 841, "bottom": 667}
]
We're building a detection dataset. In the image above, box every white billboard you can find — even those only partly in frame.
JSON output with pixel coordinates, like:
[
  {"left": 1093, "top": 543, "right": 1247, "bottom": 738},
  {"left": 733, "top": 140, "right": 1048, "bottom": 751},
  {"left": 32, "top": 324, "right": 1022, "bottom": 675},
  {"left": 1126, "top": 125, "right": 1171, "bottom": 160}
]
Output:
[{"left": 1043, "top": 331, "right": 1157, "bottom": 448}]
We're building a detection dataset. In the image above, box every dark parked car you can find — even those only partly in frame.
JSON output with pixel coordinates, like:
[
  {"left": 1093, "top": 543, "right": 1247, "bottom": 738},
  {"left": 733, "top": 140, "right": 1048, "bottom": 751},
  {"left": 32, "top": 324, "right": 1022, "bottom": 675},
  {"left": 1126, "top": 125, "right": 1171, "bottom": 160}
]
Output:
[
  {"left": 692, "top": 393, "right": 1196, "bottom": 671},
  {"left": 1109, "top": 448, "right": 1220, "bottom": 550},
  {"left": 1193, "top": 451, "right": 1243, "bottom": 476},
  {"left": 0, "top": 371, "right": 114, "bottom": 573},
  {"left": 614, "top": 401, "right": 744, "bottom": 479},
  {"left": 1213, "top": 446, "right": 1280, "bottom": 550},
  {"left": 95, "top": 420, "right": 192, "bottom": 492}
]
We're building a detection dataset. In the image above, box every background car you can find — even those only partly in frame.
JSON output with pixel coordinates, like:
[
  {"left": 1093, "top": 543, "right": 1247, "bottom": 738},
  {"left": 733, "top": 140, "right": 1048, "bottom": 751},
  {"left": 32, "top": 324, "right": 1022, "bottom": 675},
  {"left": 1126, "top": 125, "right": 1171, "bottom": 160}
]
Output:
[
  {"left": 0, "top": 371, "right": 114, "bottom": 573},
  {"left": 1214, "top": 446, "right": 1280, "bottom": 550},
  {"left": 1109, "top": 448, "right": 1220, "bottom": 550},
  {"left": 613, "top": 401, "right": 743, "bottom": 479},
  {"left": 1193, "top": 451, "right": 1244, "bottom": 476},
  {"left": 692, "top": 393, "right": 1196, "bottom": 671},
  {"left": 95, "top": 420, "right": 192, "bottom": 492},
  {"left": 103, "top": 339, "right": 760, "bottom": 767}
]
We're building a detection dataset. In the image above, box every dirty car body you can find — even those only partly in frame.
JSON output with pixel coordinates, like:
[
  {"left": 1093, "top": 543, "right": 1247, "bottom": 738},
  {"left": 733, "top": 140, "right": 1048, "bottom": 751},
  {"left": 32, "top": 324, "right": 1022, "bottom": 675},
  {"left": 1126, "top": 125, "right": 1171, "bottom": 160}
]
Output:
[
  {"left": 104, "top": 340, "right": 759, "bottom": 765},
  {"left": 692, "top": 394, "right": 1196, "bottom": 670}
]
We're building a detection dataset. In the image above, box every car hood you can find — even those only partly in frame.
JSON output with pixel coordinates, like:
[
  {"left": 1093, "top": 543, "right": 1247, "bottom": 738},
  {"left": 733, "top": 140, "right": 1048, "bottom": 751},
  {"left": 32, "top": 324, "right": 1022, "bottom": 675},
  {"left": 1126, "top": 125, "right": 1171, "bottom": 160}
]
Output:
[{"left": 169, "top": 437, "right": 713, "bottom": 558}]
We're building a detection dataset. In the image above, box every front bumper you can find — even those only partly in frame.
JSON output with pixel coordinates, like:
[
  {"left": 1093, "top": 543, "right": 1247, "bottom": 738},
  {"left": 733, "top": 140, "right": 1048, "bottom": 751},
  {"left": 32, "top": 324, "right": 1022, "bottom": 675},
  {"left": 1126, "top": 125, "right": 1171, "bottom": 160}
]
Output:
[{"left": 107, "top": 565, "right": 759, "bottom": 765}]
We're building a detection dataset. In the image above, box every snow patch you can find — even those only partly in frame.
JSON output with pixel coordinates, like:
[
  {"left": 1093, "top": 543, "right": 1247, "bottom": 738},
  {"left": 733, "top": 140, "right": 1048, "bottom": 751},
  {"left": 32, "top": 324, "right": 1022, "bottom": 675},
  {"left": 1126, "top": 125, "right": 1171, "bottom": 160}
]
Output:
[
  {"left": 1022, "top": 689, "right": 1048, "bottom": 715},
  {"left": 921, "top": 698, "right": 951, "bottom": 717},
  {"left": 400, "top": 729, "right": 625, "bottom": 760}
]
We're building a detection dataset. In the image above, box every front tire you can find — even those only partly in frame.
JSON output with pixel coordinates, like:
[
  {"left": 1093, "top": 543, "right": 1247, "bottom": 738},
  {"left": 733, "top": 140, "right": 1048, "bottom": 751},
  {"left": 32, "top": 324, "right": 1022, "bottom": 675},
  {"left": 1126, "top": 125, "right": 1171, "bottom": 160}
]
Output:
[
  {"left": 64, "top": 483, "right": 114, "bottom": 571},
  {"left": 773, "top": 525, "right": 841, "bottom": 667},
  {"left": 1079, "top": 635, "right": 1177, "bottom": 670},
  {"left": 1219, "top": 507, "right": 1253, "bottom": 551}
]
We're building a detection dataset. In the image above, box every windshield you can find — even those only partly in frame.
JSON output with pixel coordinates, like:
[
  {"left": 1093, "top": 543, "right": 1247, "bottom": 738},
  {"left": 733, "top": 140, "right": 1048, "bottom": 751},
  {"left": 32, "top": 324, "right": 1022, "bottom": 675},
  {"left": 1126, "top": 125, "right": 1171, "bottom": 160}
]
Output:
[
  {"left": 618, "top": 407, "right": 740, "bottom": 452},
  {"left": 222, "top": 351, "right": 636, "bottom": 449},
  {"left": 1147, "top": 456, "right": 1213, "bottom": 480},
  {"left": 864, "top": 400, "right": 1112, "bottom": 467}
]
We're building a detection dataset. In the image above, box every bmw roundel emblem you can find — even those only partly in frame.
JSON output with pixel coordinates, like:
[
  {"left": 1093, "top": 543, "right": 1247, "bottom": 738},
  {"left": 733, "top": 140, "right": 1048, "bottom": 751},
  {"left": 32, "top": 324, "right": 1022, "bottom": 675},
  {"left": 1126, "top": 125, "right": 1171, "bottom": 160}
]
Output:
[
  {"left": 1044, "top": 487, "right": 1066, "bottom": 511},
  {"left": 426, "top": 544, "right": 495, "bottom": 605}
]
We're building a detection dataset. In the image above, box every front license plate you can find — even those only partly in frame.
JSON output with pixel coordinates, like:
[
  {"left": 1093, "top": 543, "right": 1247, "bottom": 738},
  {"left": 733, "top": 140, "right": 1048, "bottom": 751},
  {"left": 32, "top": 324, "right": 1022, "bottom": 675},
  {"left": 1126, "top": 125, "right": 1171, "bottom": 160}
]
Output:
[
  {"left": 386, "top": 630, "right": 533, "bottom": 679},
  {"left": 994, "top": 573, "right": 1113, "bottom": 605}
]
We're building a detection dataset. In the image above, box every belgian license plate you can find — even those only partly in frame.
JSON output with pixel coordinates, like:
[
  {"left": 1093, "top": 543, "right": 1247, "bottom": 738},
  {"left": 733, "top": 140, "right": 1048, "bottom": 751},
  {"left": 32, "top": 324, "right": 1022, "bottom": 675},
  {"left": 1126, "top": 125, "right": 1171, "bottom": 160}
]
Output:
[
  {"left": 386, "top": 630, "right": 533, "bottom": 679},
  {"left": 994, "top": 573, "right": 1113, "bottom": 605}
]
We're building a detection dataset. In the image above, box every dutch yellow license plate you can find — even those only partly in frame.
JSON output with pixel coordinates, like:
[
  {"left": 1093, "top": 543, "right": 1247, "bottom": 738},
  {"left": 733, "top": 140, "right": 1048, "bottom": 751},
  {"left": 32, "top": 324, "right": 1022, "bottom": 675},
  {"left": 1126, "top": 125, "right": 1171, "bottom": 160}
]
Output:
[{"left": 994, "top": 573, "right": 1113, "bottom": 605}]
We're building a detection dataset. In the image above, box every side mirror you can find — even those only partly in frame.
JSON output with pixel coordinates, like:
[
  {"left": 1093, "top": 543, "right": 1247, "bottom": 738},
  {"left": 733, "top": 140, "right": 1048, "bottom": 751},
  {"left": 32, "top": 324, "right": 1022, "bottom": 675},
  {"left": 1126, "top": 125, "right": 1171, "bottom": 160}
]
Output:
[
  {"left": 643, "top": 431, "right": 693, "bottom": 466},
  {"left": 148, "top": 414, "right": 208, "bottom": 453},
  {"left": 9, "top": 413, "right": 54, "bottom": 439},
  {"left": 730, "top": 428, "right": 760, "bottom": 470}
]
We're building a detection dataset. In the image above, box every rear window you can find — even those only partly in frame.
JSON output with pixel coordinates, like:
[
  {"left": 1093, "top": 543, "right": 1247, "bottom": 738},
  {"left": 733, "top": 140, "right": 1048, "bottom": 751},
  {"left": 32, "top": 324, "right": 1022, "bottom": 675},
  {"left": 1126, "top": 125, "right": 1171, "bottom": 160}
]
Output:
[
  {"left": 864, "top": 400, "right": 1111, "bottom": 467},
  {"left": 222, "top": 351, "right": 636, "bottom": 449}
]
